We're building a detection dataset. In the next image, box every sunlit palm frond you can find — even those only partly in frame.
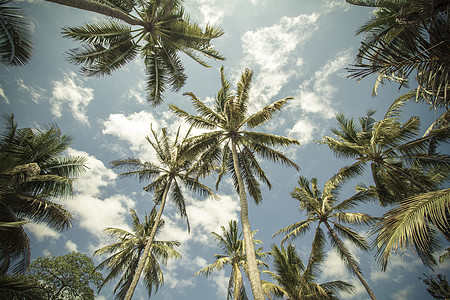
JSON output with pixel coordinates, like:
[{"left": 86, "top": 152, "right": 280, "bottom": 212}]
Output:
[
  {"left": 373, "top": 188, "right": 450, "bottom": 270},
  {"left": 331, "top": 222, "right": 371, "bottom": 251},
  {"left": 245, "top": 97, "right": 292, "bottom": 128}
]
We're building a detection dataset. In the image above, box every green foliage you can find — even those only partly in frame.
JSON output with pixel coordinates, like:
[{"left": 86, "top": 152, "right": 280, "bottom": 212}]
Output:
[
  {"left": 194, "top": 220, "right": 268, "bottom": 300},
  {"left": 347, "top": 0, "right": 450, "bottom": 125},
  {"left": 0, "top": 0, "right": 33, "bottom": 66},
  {"left": 274, "top": 175, "right": 377, "bottom": 299},
  {"left": 321, "top": 105, "right": 450, "bottom": 206},
  {"left": 0, "top": 114, "right": 87, "bottom": 274},
  {"left": 94, "top": 208, "right": 181, "bottom": 299},
  {"left": 421, "top": 273, "right": 450, "bottom": 299},
  {"left": 26, "top": 252, "right": 103, "bottom": 300},
  {"left": 170, "top": 66, "right": 300, "bottom": 204},
  {"left": 262, "top": 243, "right": 355, "bottom": 300},
  {"left": 0, "top": 274, "right": 46, "bottom": 300},
  {"left": 62, "top": 0, "right": 224, "bottom": 105},
  {"left": 111, "top": 126, "right": 216, "bottom": 232}
]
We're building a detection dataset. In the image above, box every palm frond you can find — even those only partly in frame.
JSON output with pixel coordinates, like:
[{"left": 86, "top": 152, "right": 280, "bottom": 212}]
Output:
[
  {"left": 245, "top": 97, "right": 292, "bottom": 128},
  {"left": 373, "top": 188, "right": 450, "bottom": 270},
  {"left": 0, "top": 0, "right": 33, "bottom": 66}
]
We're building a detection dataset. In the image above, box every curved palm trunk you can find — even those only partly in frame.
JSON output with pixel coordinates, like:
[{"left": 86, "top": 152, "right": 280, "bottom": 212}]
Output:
[
  {"left": 124, "top": 177, "right": 173, "bottom": 300},
  {"left": 45, "top": 0, "right": 149, "bottom": 28},
  {"left": 323, "top": 221, "right": 377, "bottom": 300},
  {"left": 230, "top": 140, "right": 265, "bottom": 300}
]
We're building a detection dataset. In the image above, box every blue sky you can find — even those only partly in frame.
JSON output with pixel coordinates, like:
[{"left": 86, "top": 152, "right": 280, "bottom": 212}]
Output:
[{"left": 1, "top": 0, "right": 449, "bottom": 299}]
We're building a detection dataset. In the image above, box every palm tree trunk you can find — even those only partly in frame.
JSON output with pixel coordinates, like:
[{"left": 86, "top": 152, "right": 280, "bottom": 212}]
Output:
[
  {"left": 323, "top": 221, "right": 377, "bottom": 300},
  {"left": 124, "top": 177, "right": 173, "bottom": 300},
  {"left": 230, "top": 140, "right": 265, "bottom": 300},
  {"left": 44, "top": 0, "right": 149, "bottom": 28}
]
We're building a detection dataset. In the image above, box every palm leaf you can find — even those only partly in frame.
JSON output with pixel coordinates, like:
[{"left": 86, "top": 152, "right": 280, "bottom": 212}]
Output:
[
  {"left": 0, "top": 0, "right": 33, "bottom": 66},
  {"left": 373, "top": 188, "right": 450, "bottom": 270}
]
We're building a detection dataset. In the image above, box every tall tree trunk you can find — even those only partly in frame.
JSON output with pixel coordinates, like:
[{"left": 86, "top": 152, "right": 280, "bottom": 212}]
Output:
[
  {"left": 44, "top": 0, "right": 149, "bottom": 28},
  {"left": 230, "top": 140, "right": 265, "bottom": 300},
  {"left": 124, "top": 177, "right": 173, "bottom": 300},
  {"left": 323, "top": 221, "right": 377, "bottom": 300}
]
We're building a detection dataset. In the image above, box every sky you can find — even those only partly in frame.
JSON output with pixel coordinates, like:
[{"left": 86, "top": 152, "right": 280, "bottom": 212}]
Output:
[{"left": 1, "top": 0, "right": 449, "bottom": 299}]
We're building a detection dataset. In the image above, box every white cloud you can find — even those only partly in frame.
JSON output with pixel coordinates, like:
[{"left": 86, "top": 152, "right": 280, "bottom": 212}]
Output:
[
  {"left": 64, "top": 149, "right": 135, "bottom": 248},
  {"left": 370, "top": 253, "right": 422, "bottom": 283},
  {"left": 50, "top": 71, "right": 94, "bottom": 125},
  {"left": 186, "top": 0, "right": 234, "bottom": 26},
  {"left": 25, "top": 222, "right": 61, "bottom": 242},
  {"left": 0, "top": 85, "right": 9, "bottom": 104},
  {"left": 241, "top": 13, "right": 319, "bottom": 112},
  {"left": 65, "top": 240, "right": 78, "bottom": 252},
  {"left": 391, "top": 284, "right": 414, "bottom": 300},
  {"left": 320, "top": 245, "right": 368, "bottom": 300},
  {"left": 159, "top": 194, "right": 240, "bottom": 245},
  {"left": 295, "top": 49, "right": 352, "bottom": 120},
  {"left": 288, "top": 119, "right": 317, "bottom": 144},
  {"left": 102, "top": 110, "right": 162, "bottom": 161},
  {"left": 17, "top": 78, "right": 46, "bottom": 103}
]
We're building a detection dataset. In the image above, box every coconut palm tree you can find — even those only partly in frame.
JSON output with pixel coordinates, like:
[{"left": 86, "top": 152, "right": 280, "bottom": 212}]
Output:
[
  {"left": 194, "top": 220, "right": 268, "bottom": 300},
  {"left": 111, "top": 125, "right": 216, "bottom": 300},
  {"left": 0, "top": 0, "right": 33, "bottom": 66},
  {"left": 170, "top": 67, "right": 300, "bottom": 300},
  {"left": 346, "top": 0, "right": 450, "bottom": 125},
  {"left": 95, "top": 208, "right": 180, "bottom": 299},
  {"left": 320, "top": 102, "right": 450, "bottom": 206},
  {"left": 274, "top": 176, "right": 378, "bottom": 300},
  {"left": 46, "top": 0, "right": 224, "bottom": 105},
  {"left": 262, "top": 242, "right": 355, "bottom": 300},
  {"left": 0, "top": 114, "right": 87, "bottom": 274}
]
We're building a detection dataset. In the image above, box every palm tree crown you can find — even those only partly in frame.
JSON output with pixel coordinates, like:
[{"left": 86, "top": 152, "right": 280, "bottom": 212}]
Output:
[
  {"left": 58, "top": 0, "right": 224, "bottom": 105},
  {"left": 274, "top": 175, "right": 378, "bottom": 300},
  {"left": 111, "top": 125, "right": 215, "bottom": 300},
  {"left": 0, "top": 114, "right": 87, "bottom": 274},
  {"left": 346, "top": 0, "right": 450, "bottom": 111},
  {"left": 170, "top": 66, "right": 300, "bottom": 300},
  {"left": 194, "top": 220, "right": 268, "bottom": 300},
  {"left": 262, "top": 243, "right": 355, "bottom": 300},
  {"left": 95, "top": 208, "right": 181, "bottom": 299},
  {"left": 320, "top": 102, "right": 450, "bottom": 205}
]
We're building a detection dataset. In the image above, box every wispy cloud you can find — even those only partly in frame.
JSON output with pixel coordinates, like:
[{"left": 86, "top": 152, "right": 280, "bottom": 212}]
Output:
[
  {"left": 0, "top": 85, "right": 8, "bottom": 104},
  {"left": 50, "top": 72, "right": 94, "bottom": 125},
  {"left": 294, "top": 49, "right": 352, "bottom": 119},
  {"left": 25, "top": 222, "right": 61, "bottom": 242},
  {"left": 17, "top": 78, "right": 46, "bottom": 103},
  {"left": 241, "top": 13, "right": 319, "bottom": 113},
  {"left": 64, "top": 148, "right": 135, "bottom": 250},
  {"left": 102, "top": 110, "right": 162, "bottom": 160},
  {"left": 65, "top": 240, "right": 78, "bottom": 252}
]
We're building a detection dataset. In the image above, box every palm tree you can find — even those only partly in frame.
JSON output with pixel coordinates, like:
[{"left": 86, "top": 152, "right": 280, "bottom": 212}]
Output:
[
  {"left": 320, "top": 104, "right": 450, "bottom": 269},
  {"left": 46, "top": 0, "right": 224, "bottom": 105},
  {"left": 0, "top": 0, "right": 33, "bottom": 66},
  {"left": 95, "top": 208, "right": 181, "bottom": 299},
  {"left": 346, "top": 0, "right": 450, "bottom": 125},
  {"left": 170, "top": 66, "right": 300, "bottom": 300},
  {"left": 194, "top": 220, "right": 268, "bottom": 300},
  {"left": 274, "top": 176, "right": 378, "bottom": 300},
  {"left": 372, "top": 187, "right": 450, "bottom": 270},
  {"left": 320, "top": 102, "right": 450, "bottom": 206},
  {"left": 262, "top": 243, "right": 355, "bottom": 300},
  {"left": 0, "top": 114, "right": 87, "bottom": 274},
  {"left": 111, "top": 126, "right": 215, "bottom": 300}
]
